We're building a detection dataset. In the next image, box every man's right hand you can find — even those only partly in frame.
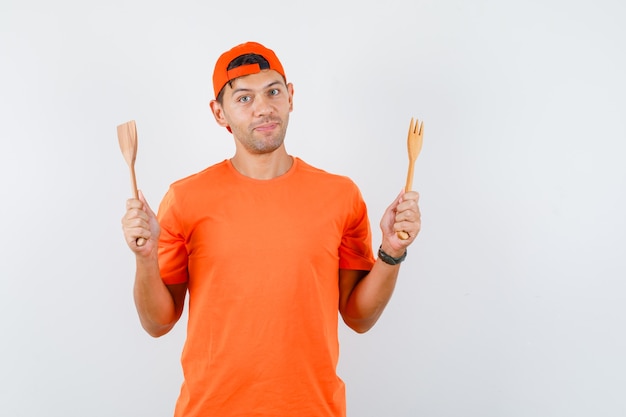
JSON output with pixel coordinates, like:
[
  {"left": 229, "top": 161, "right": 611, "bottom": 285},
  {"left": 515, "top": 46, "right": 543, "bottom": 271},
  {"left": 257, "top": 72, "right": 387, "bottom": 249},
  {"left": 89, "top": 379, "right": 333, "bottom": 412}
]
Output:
[{"left": 121, "top": 190, "right": 160, "bottom": 255}]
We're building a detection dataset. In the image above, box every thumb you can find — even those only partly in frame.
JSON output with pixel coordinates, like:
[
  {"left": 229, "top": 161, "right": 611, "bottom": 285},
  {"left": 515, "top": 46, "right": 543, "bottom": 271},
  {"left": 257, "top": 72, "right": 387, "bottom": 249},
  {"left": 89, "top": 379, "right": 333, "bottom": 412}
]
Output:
[
  {"left": 389, "top": 189, "right": 404, "bottom": 211},
  {"left": 384, "top": 190, "right": 403, "bottom": 216},
  {"left": 138, "top": 190, "right": 156, "bottom": 218}
]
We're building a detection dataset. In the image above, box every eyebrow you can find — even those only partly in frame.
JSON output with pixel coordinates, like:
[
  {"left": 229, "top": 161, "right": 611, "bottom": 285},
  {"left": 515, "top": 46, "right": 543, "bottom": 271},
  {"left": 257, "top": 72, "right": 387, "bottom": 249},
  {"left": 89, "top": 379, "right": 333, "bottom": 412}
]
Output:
[{"left": 231, "top": 80, "right": 284, "bottom": 95}]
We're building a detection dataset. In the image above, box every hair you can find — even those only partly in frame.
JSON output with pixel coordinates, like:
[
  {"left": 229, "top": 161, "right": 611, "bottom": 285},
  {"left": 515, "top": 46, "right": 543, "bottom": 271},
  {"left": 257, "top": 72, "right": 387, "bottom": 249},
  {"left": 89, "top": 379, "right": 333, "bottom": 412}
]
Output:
[{"left": 216, "top": 53, "right": 282, "bottom": 103}]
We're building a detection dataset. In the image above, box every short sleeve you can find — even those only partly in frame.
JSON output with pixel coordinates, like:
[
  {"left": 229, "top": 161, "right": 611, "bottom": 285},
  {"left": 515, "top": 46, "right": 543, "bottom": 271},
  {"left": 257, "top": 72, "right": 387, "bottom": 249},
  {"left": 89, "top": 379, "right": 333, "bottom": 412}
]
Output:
[
  {"left": 157, "top": 187, "right": 189, "bottom": 285},
  {"left": 338, "top": 185, "right": 375, "bottom": 271}
]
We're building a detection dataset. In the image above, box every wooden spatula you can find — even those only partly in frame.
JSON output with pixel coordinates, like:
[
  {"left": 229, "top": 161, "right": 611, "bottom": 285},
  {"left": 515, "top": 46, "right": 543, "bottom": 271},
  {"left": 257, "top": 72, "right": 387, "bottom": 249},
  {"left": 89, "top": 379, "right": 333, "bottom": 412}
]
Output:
[
  {"left": 117, "top": 120, "right": 146, "bottom": 247},
  {"left": 397, "top": 117, "right": 424, "bottom": 240}
]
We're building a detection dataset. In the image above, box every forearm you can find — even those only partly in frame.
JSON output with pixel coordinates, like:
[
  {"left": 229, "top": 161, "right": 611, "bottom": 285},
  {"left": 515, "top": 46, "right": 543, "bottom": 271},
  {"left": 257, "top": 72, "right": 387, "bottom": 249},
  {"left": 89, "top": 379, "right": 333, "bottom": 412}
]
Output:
[
  {"left": 341, "top": 189, "right": 419, "bottom": 333},
  {"left": 133, "top": 254, "right": 179, "bottom": 337},
  {"left": 341, "top": 258, "right": 401, "bottom": 333}
]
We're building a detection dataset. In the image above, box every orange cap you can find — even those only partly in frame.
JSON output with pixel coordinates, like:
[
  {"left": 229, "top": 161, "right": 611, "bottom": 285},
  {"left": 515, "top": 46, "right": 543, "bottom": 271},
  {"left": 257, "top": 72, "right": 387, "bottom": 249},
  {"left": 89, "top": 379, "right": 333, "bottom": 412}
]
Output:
[{"left": 212, "top": 42, "right": 286, "bottom": 98}]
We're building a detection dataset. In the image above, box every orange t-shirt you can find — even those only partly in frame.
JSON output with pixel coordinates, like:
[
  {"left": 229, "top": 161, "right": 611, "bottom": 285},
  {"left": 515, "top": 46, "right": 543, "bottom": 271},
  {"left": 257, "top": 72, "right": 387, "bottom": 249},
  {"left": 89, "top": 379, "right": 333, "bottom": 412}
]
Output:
[{"left": 157, "top": 158, "right": 375, "bottom": 417}]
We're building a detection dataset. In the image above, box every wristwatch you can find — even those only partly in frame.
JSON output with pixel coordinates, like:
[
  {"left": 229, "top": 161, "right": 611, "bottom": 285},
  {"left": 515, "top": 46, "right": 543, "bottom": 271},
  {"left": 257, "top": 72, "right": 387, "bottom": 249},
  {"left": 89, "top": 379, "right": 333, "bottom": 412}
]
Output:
[{"left": 378, "top": 245, "right": 407, "bottom": 265}]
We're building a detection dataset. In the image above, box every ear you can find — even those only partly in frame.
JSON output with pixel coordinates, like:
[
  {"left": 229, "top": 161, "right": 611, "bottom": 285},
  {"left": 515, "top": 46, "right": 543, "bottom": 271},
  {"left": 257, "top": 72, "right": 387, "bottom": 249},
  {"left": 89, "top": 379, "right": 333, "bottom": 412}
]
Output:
[
  {"left": 287, "top": 83, "right": 294, "bottom": 112},
  {"left": 209, "top": 100, "right": 229, "bottom": 129}
]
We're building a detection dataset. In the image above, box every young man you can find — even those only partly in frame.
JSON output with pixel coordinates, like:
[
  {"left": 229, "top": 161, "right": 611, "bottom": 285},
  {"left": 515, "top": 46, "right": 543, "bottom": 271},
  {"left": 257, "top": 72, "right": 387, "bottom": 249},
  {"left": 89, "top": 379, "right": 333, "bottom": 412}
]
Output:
[{"left": 122, "top": 41, "right": 421, "bottom": 417}]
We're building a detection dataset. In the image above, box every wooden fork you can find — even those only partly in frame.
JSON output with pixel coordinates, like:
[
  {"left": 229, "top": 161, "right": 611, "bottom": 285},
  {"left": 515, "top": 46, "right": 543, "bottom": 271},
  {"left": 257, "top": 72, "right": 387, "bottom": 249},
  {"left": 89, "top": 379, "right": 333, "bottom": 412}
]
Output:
[{"left": 397, "top": 117, "right": 424, "bottom": 240}]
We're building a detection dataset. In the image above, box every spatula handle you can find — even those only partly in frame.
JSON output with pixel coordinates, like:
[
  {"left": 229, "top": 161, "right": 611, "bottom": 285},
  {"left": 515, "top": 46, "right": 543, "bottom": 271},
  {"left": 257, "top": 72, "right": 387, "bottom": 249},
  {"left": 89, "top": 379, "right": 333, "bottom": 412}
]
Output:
[{"left": 129, "top": 166, "right": 146, "bottom": 247}]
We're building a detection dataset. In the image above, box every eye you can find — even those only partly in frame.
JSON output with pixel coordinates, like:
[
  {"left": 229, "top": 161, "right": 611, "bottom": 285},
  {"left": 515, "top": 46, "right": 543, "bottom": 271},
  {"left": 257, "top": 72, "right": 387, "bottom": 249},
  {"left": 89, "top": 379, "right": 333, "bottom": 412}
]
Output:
[
  {"left": 238, "top": 95, "right": 251, "bottom": 103},
  {"left": 269, "top": 88, "right": 279, "bottom": 96}
]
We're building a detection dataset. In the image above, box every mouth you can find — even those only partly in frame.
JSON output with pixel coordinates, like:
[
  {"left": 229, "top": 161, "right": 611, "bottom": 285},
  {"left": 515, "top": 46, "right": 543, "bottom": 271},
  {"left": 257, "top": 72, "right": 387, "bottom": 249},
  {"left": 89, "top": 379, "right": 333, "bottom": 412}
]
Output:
[
  {"left": 254, "top": 123, "right": 277, "bottom": 132},
  {"left": 252, "top": 119, "right": 280, "bottom": 133}
]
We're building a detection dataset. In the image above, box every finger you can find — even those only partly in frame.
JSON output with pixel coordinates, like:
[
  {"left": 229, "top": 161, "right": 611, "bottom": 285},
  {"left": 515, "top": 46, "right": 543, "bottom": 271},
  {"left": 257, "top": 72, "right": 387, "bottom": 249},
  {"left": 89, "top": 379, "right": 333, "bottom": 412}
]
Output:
[
  {"left": 400, "top": 190, "right": 420, "bottom": 203},
  {"left": 394, "top": 221, "right": 420, "bottom": 242},
  {"left": 390, "top": 191, "right": 421, "bottom": 242},
  {"left": 395, "top": 203, "right": 420, "bottom": 223},
  {"left": 397, "top": 189, "right": 420, "bottom": 208},
  {"left": 395, "top": 216, "right": 421, "bottom": 232},
  {"left": 394, "top": 193, "right": 418, "bottom": 217},
  {"left": 395, "top": 209, "right": 418, "bottom": 224},
  {"left": 123, "top": 205, "right": 149, "bottom": 224},
  {"left": 396, "top": 198, "right": 418, "bottom": 212},
  {"left": 394, "top": 206, "right": 421, "bottom": 238},
  {"left": 123, "top": 220, "right": 152, "bottom": 247},
  {"left": 126, "top": 197, "right": 143, "bottom": 210}
]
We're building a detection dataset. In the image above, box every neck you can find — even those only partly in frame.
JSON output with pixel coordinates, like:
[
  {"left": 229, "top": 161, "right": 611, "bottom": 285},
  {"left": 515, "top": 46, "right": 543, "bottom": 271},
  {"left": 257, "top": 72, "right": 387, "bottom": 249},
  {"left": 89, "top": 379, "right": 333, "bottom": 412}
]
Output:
[{"left": 230, "top": 146, "right": 293, "bottom": 180}]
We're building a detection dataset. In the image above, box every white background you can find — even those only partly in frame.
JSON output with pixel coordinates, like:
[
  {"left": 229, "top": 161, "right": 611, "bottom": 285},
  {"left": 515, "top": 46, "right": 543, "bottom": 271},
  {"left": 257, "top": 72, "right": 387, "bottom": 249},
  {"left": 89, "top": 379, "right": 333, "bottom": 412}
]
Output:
[{"left": 1, "top": 1, "right": 625, "bottom": 416}]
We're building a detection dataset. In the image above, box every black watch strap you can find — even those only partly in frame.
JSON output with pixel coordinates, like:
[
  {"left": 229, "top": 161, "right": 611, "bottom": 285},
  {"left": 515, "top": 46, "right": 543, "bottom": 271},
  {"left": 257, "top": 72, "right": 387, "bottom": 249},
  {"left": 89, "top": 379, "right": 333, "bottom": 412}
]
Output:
[{"left": 378, "top": 245, "right": 407, "bottom": 265}]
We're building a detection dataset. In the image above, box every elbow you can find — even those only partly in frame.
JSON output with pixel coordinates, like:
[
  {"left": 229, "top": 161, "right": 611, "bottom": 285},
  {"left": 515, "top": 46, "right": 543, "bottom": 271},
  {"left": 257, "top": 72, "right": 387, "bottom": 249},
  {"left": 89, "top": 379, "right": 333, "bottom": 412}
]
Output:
[
  {"left": 342, "top": 315, "right": 378, "bottom": 334},
  {"left": 146, "top": 328, "right": 169, "bottom": 338},
  {"left": 135, "top": 302, "right": 184, "bottom": 338},
  {"left": 349, "top": 324, "right": 372, "bottom": 334},
  {"left": 140, "top": 319, "right": 176, "bottom": 338},
  {"left": 340, "top": 303, "right": 384, "bottom": 334}
]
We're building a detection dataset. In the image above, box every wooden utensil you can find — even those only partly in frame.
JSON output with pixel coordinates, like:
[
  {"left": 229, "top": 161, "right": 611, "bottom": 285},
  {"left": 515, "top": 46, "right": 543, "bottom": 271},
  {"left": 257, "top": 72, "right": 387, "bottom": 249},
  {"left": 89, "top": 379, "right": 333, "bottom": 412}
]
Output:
[
  {"left": 117, "top": 120, "right": 146, "bottom": 247},
  {"left": 397, "top": 117, "right": 424, "bottom": 240}
]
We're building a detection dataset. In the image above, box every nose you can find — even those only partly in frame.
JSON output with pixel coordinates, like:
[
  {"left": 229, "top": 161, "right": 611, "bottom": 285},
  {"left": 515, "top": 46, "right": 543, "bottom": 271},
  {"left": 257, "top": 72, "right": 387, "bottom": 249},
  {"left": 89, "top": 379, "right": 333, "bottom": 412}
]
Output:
[{"left": 253, "top": 94, "right": 273, "bottom": 117}]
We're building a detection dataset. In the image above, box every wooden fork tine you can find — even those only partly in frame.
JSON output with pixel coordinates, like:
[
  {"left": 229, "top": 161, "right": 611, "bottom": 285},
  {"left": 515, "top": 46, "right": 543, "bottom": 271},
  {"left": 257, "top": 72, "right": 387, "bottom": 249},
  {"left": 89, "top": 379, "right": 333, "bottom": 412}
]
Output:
[{"left": 416, "top": 120, "right": 423, "bottom": 154}]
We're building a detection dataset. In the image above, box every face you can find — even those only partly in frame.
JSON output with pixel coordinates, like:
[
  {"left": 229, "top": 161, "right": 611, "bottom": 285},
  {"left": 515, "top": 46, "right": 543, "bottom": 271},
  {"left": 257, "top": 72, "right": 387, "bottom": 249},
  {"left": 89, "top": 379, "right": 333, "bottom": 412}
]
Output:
[{"left": 211, "top": 70, "right": 294, "bottom": 155}]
